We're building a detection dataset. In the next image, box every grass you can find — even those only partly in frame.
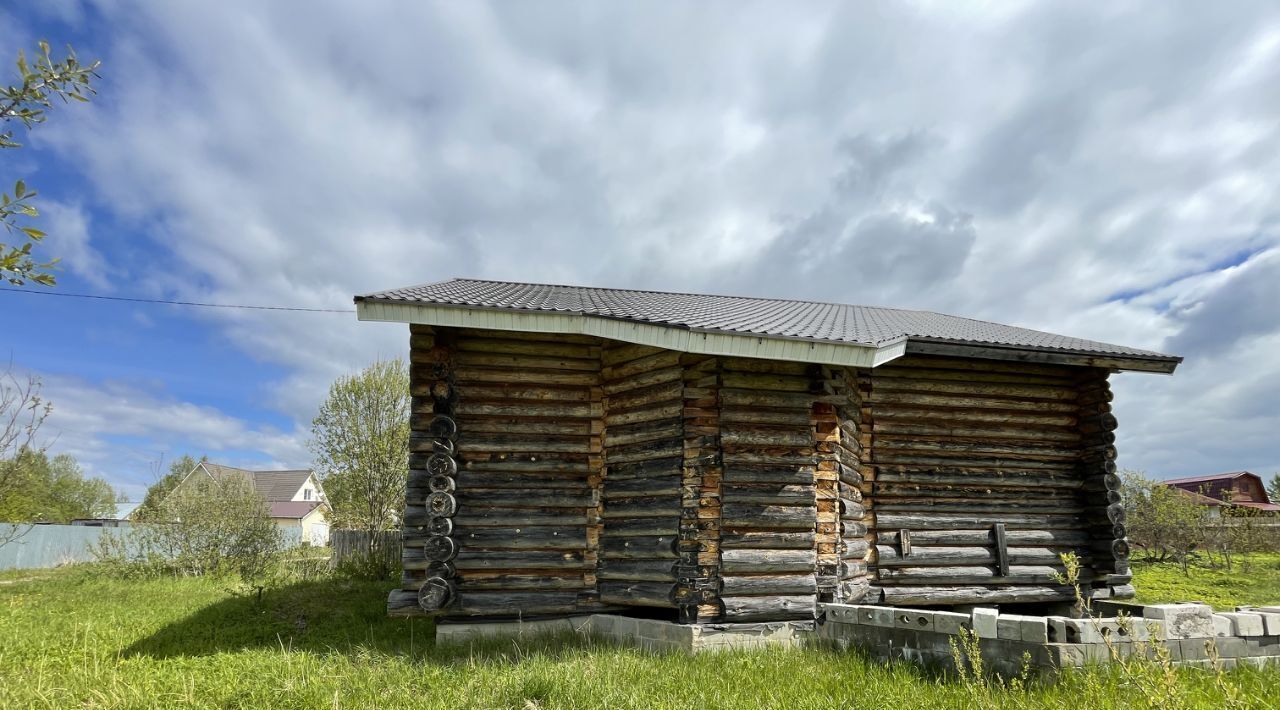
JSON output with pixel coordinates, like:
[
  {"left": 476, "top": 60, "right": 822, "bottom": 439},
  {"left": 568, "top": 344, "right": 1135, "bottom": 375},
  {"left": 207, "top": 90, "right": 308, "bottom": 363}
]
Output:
[
  {"left": 1132, "top": 553, "right": 1280, "bottom": 609},
  {"left": 1, "top": 564, "right": 1278, "bottom": 709}
]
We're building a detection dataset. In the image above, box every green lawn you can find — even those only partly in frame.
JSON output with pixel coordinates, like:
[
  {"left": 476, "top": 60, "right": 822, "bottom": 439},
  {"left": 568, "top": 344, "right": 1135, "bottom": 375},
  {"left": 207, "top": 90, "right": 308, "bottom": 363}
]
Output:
[
  {"left": 1132, "top": 553, "right": 1280, "bottom": 610},
  {"left": 1, "top": 564, "right": 1278, "bottom": 709}
]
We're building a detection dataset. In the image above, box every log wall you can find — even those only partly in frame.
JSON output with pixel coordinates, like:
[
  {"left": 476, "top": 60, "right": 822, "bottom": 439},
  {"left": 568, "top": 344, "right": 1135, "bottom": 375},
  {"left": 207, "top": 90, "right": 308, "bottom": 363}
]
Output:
[
  {"left": 858, "top": 355, "right": 1130, "bottom": 607},
  {"left": 598, "top": 343, "right": 684, "bottom": 611},
  {"left": 390, "top": 331, "right": 1135, "bottom": 620},
  {"left": 716, "top": 358, "right": 820, "bottom": 622}
]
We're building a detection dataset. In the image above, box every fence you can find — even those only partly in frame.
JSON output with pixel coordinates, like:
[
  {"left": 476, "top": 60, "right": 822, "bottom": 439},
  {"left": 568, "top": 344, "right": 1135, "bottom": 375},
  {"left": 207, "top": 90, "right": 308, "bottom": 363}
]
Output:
[
  {"left": 0, "top": 524, "right": 118, "bottom": 571},
  {"left": 330, "top": 529, "right": 401, "bottom": 571}
]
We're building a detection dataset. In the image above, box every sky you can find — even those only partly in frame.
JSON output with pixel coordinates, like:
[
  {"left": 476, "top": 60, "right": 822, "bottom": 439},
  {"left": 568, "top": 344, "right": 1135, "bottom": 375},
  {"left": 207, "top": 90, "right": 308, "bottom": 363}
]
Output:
[{"left": 2, "top": 1, "right": 1279, "bottom": 503}]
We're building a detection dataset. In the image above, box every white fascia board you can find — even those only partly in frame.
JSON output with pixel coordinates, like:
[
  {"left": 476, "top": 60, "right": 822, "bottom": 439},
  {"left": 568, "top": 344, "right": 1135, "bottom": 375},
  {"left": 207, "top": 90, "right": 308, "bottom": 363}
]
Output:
[{"left": 357, "top": 300, "right": 886, "bottom": 368}]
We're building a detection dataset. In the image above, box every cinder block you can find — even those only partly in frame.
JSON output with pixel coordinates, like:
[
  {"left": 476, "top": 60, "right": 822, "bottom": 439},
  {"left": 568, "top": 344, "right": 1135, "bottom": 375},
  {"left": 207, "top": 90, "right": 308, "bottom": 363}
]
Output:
[
  {"left": 894, "top": 609, "right": 935, "bottom": 632},
  {"left": 1046, "top": 617, "right": 1069, "bottom": 643},
  {"left": 1143, "top": 604, "right": 1214, "bottom": 639},
  {"left": 932, "top": 610, "right": 970, "bottom": 635},
  {"left": 996, "top": 616, "right": 1022, "bottom": 641},
  {"left": 860, "top": 606, "right": 896, "bottom": 628},
  {"left": 1216, "top": 637, "right": 1247, "bottom": 659},
  {"left": 1212, "top": 615, "right": 1233, "bottom": 637},
  {"left": 1018, "top": 616, "right": 1049, "bottom": 644},
  {"left": 1258, "top": 612, "right": 1280, "bottom": 636},
  {"left": 1255, "top": 605, "right": 1280, "bottom": 614},
  {"left": 971, "top": 608, "right": 998, "bottom": 639},
  {"left": 1063, "top": 618, "right": 1104, "bottom": 644},
  {"left": 1180, "top": 638, "right": 1214, "bottom": 661},
  {"left": 1219, "top": 612, "right": 1265, "bottom": 637}
]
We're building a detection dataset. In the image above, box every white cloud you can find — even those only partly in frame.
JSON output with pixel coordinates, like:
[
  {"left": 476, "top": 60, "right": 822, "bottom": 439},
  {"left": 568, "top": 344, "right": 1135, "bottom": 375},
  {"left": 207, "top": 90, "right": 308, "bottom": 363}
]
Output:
[{"left": 14, "top": 0, "right": 1280, "bottom": 485}]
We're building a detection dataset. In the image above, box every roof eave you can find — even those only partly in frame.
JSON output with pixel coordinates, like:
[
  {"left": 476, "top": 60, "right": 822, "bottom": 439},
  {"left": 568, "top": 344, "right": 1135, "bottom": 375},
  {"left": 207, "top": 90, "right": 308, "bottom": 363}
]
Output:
[
  {"left": 356, "top": 298, "right": 884, "bottom": 368},
  {"left": 902, "top": 338, "right": 1181, "bottom": 374}
]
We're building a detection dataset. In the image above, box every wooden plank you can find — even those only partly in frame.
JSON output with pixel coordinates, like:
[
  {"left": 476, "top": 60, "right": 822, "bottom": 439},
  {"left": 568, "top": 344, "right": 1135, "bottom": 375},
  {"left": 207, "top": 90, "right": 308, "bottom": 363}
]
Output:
[
  {"left": 721, "top": 574, "right": 817, "bottom": 596},
  {"left": 721, "top": 549, "right": 817, "bottom": 574},
  {"left": 877, "top": 565, "right": 1091, "bottom": 585},
  {"left": 454, "top": 527, "right": 588, "bottom": 550},
  {"left": 454, "top": 337, "right": 596, "bottom": 359},
  {"left": 453, "top": 351, "right": 600, "bottom": 371},
  {"left": 720, "top": 595, "right": 816, "bottom": 621},
  {"left": 874, "top": 545, "right": 1089, "bottom": 567},
  {"left": 720, "top": 530, "right": 816, "bottom": 549},
  {"left": 721, "top": 503, "right": 817, "bottom": 530}
]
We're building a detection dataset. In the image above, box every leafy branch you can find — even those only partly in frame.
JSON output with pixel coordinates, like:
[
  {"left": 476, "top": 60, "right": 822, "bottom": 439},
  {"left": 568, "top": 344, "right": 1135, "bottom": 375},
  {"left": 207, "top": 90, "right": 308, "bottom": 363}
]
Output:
[{"left": 1, "top": 41, "right": 100, "bottom": 286}]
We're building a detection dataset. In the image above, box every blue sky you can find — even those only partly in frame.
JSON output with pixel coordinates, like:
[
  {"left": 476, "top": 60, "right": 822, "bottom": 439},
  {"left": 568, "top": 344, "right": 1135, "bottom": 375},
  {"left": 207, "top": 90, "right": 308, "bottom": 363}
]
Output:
[{"left": 4, "top": 1, "right": 1280, "bottom": 502}]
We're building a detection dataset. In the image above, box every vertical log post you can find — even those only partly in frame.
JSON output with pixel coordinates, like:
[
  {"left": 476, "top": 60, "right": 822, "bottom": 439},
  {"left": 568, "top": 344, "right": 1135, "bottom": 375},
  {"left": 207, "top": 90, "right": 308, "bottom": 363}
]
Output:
[
  {"left": 677, "top": 355, "right": 722, "bottom": 622},
  {"left": 1075, "top": 368, "right": 1130, "bottom": 597}
]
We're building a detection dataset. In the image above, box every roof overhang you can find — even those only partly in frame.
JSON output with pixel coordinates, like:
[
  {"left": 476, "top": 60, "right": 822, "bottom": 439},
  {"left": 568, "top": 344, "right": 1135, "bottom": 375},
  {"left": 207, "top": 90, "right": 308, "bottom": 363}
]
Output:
[{"left": 356, "top": 298, "right": 1180, "bottom": 373}]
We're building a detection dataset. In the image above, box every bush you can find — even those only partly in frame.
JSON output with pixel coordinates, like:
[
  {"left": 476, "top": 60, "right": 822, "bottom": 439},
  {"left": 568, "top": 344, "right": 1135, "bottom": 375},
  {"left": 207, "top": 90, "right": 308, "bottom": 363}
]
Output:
[{"left": 93, "top": 473, "right": 284, "bottom": 590}]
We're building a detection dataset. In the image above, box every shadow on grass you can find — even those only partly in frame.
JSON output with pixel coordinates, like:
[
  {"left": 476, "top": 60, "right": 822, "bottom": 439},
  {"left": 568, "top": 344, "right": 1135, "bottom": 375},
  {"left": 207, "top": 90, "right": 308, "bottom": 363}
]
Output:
[{"left": 121, "top": 577, "right": 621, "bottom": 666}]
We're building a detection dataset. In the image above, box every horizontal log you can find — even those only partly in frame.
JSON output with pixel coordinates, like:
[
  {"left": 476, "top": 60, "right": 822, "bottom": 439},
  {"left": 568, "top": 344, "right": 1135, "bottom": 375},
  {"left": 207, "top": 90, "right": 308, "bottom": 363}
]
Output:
[
  {"left": 606, "top": 402, "right": 684, "bottom": 427},
  {"left": 866, "top": 391, "right": 1077, "bottom": 413},
  {"left": 453, "top": 368, "right": 598, "bottom": 386},
  {"left": 874, "top": 529, "right": 1088, "bottom": 546},
  {"left": 455, "top": 574, "right": 590, "bottom": 591},
  {"left": 450, "top": 470, "right": 589, "bottom": 490},
  {"left": 720, "top": 594, "right": 816, "bottom": 621},
  {"left": 455, "top": 401, "right": 602, "bottom": 418},
  {"left": 604, "top": 474, "right": 682, "bottom": 499},
  {"left": 604, "top": 420, "right": 683, "bottom": 448},
  {"left": 597, "top": 559, "right": 679, "bottom": 582},
  {"left": 872, "top": 407, "right": 1078, "bottom": 428},
  {"left": 454, "top": 491, "right": 596, "bottom": 509},
  {"left": 600, "top": 535, "right": 679, "bottom": 559},
  {"left": 601, "top": 343, "right": 665, "bottom": 366},
  {"left": 721, "top": 428, "right": 815, "bottom": 448},
  {"left": 869, "top": 453, "right": 1076, "bottom": 471},
  {"left": 453, "top": 383, "right": 593, "bottom": 403},
  {"left": 453, "top": 351, "right": 600, "bottom": 372},
  {"left": 457, "top": 435, "right": 592, "bottom": 454},
  {"left": 880, "top": 585, "right": 1075, "bottom": 606},
  {"left": 720, "top": 388, "right": 819, "bottom": 409},
  {"left": 388, "top": 589, "right": 429, "bottom": 617},
  {"left": 603, "top": 365, "right": 683, "bottom": 397},
  {"left": 606, "top": 456, "right": 683, "bottom": 479},
  {"left": 461, "top": 457, "right": 593, "bottom": 473},
  {"left": 875, "top": 545, "right": 1089, "bottom": 567},
  {"left": 607, "top": 439, "right": 684, "bottom": 465},
  {"left": 722, "top": 466, "right": 817, "bottom": 485},
  {"left": 601, "top": 496, "right": 681, "bottom": 519},
  {"left": 454, "top": 418, "right": 594, "bottom": 436},
  {"left": 877, "top": 565, "right": 1093, "bottom": 585},
  {"left": 719, "top": 407, "right": 815, "bottom": 426},
  {"left": 454, "top": 527, "right": 588, "bottom": 551},
  {"left": 722, "top": 450, "right": 819, "bottom": 467},
  {"left": 871, "top": 482, "right": 1081, "bottom": 501},
  {"left": 872, "top": 366, "right": 1073, "bottom": 386},
  {"left": 600, "top": 517, "right": 679, "bottom": 536},
  {"left": 451, "top": 512, "right": 589, "bottom": 527},
  {"left": 872, "top": 421, "right": 1080, "bottom": 443},
  {"left": 721, "top": 549, "right": 817, "bottom": 574},
  {"left": 721, "top": 484, "right": 817, "bottom": 506},
  {"left": 602, "top": 351, "right": 682, "bottom": 382},
  {"left": 720, "top": 372, "right": 813, "bottom": 393},
  {"left": 722, "top": 574, "right": 818, "bottom": 596},
  {"left": 870, "top": 470, "right": 1082, "bottom": 490},
  {"left": 870, "top": 501, "right": 1083, "bottom": 515},
  {"left": 871, "top": 378, "right": 1077, "bottom": 401},
  {"left": 453, "top": 551, "right": 591, "bottom": 571},
  {"left": 454, "top": 337, "right": 597, "bottom": 359},
  {"left": 870, "top": 437, "right": 1082, "bottom": 461},
  {"left": 721, "top": 503, "right": 817, "bottom": 530},
  {"left": 451, "top": 591, "right": 582, "bottom": 616},
  {"left": 598, "top": 581, "right": 677, "bottom": 608},
  {"left": 606, "top": 380, "right": 683, "bottom": 411},
  {"left": 883, "top": 356, "right": 1075, "bottom": 378},
  {"left": 873, "top": 512, "right": 1083, "bottom": 530},
  {"left": 721, "top": 358, "right": 812, "bottom": 376},
  {"left": 720, "top": 530, "right": 816, "bottom": 549}
]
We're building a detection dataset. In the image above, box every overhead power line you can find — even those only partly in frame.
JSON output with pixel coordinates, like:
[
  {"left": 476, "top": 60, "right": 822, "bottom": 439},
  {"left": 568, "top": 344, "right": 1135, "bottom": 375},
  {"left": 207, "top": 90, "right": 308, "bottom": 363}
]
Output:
[{"left": 0, "top": 287, "right": 356, "bottom": 313}]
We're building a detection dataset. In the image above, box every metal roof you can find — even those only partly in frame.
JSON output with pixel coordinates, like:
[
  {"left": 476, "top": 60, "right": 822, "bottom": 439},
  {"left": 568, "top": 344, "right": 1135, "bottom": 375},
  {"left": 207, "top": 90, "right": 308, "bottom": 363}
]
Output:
[{"left": 356, "top": 278, "right": 1181, "bottom": 372}]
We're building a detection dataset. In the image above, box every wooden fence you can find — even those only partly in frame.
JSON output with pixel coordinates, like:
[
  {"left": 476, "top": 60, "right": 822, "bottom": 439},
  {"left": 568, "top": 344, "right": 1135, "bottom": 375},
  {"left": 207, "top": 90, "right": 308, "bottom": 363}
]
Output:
[{"left": 330, "top": 529, "right": 401, "bottom": 572}]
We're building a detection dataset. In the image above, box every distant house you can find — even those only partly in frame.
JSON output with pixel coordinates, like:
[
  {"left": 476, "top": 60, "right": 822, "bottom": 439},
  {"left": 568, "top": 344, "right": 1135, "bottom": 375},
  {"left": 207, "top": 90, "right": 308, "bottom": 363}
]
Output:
[
  {"left": 1163, "top": 471, "right": 1280, "bottom": 514},
  {"left": 167, "top": 462, "right": 332, "bottom": 545}
]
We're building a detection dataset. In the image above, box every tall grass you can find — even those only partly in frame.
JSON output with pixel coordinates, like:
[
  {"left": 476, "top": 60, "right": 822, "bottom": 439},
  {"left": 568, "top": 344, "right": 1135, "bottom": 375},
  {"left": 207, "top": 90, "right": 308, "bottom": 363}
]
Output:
[{"left": 1, "top": 565, "right": 1277, "bottom": 708}]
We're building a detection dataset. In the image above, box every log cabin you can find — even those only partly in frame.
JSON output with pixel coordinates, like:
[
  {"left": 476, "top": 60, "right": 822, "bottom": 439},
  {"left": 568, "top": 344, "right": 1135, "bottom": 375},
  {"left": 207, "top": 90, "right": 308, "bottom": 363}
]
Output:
[{"left": 354, "top": 279, "right": 1181, "bottom": 625}]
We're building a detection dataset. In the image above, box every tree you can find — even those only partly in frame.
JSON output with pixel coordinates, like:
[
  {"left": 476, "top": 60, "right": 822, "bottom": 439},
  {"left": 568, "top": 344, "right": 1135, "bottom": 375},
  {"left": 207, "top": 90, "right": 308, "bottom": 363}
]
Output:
[
  {"left": 0, "top": 449, "right": 119, "bottom": 523},
  {"left": 1121, "top": 470, "right": 1209, "bottom": 574},
  {"left": 133, "top": 453, "right": 206, "bottom": 521},
  {"left": 309, "top": 359, "right": 409, "bottom": 539},
  {"left": 2, "top": 41, "right": 100, "bottom": 285},
  {"left": 1267, "top": 473, "right": 1280, "bottom": 504},
  {"left": 0, "top": 368, "right": 51, "bottom": 546}
]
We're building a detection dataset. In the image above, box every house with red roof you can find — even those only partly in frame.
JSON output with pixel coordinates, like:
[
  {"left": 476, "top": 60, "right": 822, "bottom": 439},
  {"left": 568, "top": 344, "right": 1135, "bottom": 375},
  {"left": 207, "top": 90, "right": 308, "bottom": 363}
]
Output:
[
  {"left": 165, "top": 462, "right": 332, "bottom": 545},
  {"left": 1163, "top": 471, "right": 1280, "bottom": 513}
]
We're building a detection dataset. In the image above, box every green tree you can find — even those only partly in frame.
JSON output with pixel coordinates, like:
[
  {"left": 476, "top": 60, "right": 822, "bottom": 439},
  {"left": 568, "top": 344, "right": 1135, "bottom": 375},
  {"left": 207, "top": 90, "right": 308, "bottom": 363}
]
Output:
[
  {"left": 1267, "top": 473, "right": 1280, "bottom": 504},
  {"left": 309, "top": 359, "right": 409, "bottom": 538},
  {"left": 133, "top": 453, "right": 205, "bottom": 521},
  {"left": 2, "top": 41, "right": 100, "bottom": 285},
  {"left": 1121, "top": 470, "right": 1209, "bottom": 574},
  {"left": 0, "top": 449, "right": 118, "bottom": 522}
]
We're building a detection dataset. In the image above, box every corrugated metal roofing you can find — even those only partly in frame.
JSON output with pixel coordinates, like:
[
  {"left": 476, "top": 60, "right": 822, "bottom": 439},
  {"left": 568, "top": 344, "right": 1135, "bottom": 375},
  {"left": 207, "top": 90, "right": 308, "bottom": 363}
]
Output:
[
  {"left": 269, "top": 501, "right": 323, "bottom": 519},
  {"left": 357, "top": 278, "right": 1178, "bottom": 361},
  {"left": 201, "top": 463, "right": 315, "bottom": 503}
]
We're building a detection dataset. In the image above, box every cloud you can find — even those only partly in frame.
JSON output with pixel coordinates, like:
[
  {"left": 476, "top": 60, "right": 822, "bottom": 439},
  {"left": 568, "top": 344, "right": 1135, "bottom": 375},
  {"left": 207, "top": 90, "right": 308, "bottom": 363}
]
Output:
[
  {"left": 13, "top": 0, "right": 1280, "bottom": 486},
  {"left": 38, "top": 200, "right": 110, "bottom": 289}
]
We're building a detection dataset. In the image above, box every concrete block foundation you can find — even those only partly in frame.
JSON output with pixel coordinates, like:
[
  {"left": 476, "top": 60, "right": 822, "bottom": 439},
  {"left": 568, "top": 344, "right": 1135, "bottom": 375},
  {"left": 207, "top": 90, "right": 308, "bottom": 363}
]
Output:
[{"left": 432, "top": 602, "right": 1280, "bottom": 672}]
